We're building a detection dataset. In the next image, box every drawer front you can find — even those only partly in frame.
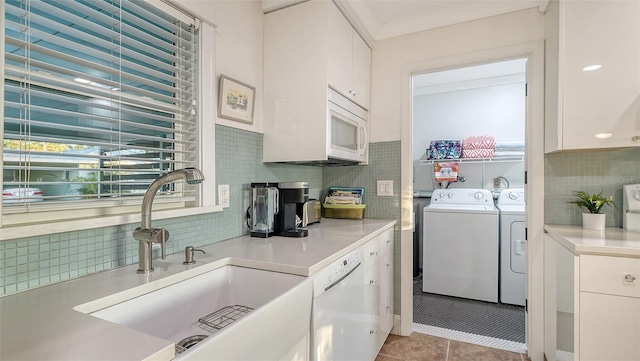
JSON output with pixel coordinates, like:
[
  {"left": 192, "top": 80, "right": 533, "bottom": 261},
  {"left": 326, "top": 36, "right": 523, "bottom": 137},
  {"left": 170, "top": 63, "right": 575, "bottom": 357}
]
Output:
[
  {"left": 364, "top": 262, "right": 381, "bottom": 315},
  {"left": 362, "top": 237, "right": 382, "bottom": 270},
  {"left": 580, "top": 255, "right": 640, "bottom": 298},
  {"left": 363, "top": 229, "right": 391, "bottom": 269},
  {"left": 580, "top": 292, "right": 640, "bottom": 361}
]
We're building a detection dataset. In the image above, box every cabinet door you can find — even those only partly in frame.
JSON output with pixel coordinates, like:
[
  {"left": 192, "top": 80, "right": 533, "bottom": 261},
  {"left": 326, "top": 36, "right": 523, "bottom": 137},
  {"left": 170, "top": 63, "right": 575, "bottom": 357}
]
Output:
[
  {"left": 327, "top": 2, "right": 352, "bottom": 97},
  {"left": 561, "top": 0, "right": 640, "bottom": 149},
  {"left": 580, "top": 292, "right": 640, "bottom": 361},
  {"left": 364, "top": 260, "right": 381, "bottom": 361},
  {"left": 380, "top": 240, "right": 394, "bottom": 336},
  {"left": 351, "top": 31, "right": 371, "bottom": 109}
]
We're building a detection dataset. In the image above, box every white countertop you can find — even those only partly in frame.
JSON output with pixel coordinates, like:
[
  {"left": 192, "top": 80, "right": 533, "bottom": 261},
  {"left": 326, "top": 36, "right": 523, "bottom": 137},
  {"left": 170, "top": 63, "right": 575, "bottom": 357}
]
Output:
[
  {"left": 0, "top": 218, "right": 396, "bottom": 361},
  {"left": 545, "top": 225, "right": 640, "bottom": 257}
]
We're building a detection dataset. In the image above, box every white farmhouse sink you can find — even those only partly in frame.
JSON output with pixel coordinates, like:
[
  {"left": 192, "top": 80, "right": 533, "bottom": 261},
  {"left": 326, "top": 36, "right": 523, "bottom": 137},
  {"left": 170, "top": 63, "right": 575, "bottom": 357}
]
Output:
[{"left": 86, "top": 265, "right": 312, "bottom": 360}]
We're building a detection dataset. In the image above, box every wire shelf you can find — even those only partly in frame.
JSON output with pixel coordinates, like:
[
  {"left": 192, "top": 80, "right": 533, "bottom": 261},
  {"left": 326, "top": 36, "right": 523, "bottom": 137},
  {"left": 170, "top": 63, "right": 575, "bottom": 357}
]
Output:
[
  {"left": 419, "top": 156, "right": 524, "bottom": 165},
  {"left": 198, "top": 305, "right": 254, "bottom": 333}
]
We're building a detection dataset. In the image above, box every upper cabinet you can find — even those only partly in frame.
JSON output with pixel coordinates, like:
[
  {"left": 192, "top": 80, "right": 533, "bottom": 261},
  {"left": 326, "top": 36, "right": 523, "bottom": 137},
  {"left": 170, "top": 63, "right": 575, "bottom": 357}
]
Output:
[
  {"left": 327, "top": 4, "right": 371, "bottom": 109},
  {"left": 545, "top": 0, "right": 640, "bottom": 152},
  {"left": 263, "top": 0, "right": 371, "bottom": 164}
]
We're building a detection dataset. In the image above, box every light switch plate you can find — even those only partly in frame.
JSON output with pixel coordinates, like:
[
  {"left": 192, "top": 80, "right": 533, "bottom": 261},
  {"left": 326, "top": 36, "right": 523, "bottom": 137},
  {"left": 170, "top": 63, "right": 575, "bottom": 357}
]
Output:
[
  {"left": 377, "top": 180, "right": 393, "bottom": 196},
  {"left": 219, "top": 184, "right": 230, "bottom": 208}
]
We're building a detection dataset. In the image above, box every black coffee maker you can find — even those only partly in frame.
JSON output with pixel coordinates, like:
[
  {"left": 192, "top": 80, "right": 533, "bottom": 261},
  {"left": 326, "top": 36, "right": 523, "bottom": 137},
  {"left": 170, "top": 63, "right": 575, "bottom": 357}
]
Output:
[{"left": 275, "top": 181, "right": 309, "bottom": 237}]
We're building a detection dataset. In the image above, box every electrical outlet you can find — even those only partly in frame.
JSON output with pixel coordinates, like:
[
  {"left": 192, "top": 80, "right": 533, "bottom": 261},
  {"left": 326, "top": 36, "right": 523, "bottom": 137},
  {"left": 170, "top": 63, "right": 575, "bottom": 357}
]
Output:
[
  {"left": 493, "top": 178, "right": 501, "bottom": 188},
  {"left": 218, "top": 184, "right": 230, "bottom": 208}
]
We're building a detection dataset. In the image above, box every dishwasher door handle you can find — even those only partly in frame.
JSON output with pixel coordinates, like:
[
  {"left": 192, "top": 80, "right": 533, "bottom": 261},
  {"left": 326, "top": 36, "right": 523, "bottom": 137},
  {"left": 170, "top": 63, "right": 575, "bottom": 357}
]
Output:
[{"left": 325, "top": 262, "right": 362, "bottom": 292}]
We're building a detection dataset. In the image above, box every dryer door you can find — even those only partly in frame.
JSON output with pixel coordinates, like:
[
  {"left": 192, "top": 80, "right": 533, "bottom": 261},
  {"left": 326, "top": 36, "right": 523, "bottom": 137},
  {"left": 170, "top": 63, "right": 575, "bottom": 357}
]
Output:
[{"left": 510, "top": 220, "right": 526, "bottom": 274}]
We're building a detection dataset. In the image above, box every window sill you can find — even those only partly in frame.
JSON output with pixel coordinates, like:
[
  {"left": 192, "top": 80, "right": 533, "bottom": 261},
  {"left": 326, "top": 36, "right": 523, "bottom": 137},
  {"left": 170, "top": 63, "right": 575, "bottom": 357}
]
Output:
[{"left": 0, "top": 205, "right": 223, "bottom": 241}]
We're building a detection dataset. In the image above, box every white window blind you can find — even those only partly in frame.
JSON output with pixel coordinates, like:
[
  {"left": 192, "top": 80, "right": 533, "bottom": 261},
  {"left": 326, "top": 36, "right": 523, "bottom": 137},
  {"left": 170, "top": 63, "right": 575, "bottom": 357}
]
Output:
[{"left": 2, "top": 0, "right": 199, "bottom": 213}]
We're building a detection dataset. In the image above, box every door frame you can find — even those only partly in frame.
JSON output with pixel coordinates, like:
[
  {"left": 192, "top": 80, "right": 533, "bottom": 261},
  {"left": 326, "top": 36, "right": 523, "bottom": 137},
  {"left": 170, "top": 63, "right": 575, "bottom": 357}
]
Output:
[{"left": 397, "top": 40, "right": 545, "bottom": 360}]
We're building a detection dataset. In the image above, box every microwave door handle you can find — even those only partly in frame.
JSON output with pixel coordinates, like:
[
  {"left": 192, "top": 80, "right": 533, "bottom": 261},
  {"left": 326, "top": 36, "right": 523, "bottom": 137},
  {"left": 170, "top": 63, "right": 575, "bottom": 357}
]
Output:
[{"left": 359, "top": 122, "right": 368, "bottom": 155}]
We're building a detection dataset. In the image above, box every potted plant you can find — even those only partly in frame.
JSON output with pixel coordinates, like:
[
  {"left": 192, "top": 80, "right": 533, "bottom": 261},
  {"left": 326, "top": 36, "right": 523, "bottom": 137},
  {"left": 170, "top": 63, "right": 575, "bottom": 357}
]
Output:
[{"left": 568, "top": 190, "right": 615, "bottom": 230}]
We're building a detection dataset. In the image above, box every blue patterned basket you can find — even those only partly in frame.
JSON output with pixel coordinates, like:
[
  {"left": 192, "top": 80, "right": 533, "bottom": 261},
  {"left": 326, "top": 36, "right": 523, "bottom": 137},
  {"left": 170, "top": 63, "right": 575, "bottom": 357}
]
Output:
[{"left": 426, "top": 140, "right": 462, "bottom": 159}]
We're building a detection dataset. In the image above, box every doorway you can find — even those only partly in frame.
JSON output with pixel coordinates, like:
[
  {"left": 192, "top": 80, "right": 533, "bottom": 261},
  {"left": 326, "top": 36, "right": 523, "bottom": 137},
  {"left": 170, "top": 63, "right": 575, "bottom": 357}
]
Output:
[{"left": 411, "top": 58, "right": 527, "bottom": 353}]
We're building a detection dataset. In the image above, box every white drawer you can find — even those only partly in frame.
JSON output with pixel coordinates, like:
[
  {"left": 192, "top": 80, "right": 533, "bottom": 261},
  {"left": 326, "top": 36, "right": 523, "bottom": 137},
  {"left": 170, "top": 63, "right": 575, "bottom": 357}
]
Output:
[
  {"left": 362, "top": 229, "right": 392, "bottom": 270},
  {"left": 364, "top": 262, "right": 381, "bottom": 315},
  {"left": 580, "top": 255, "right": 640, "bottom": 298}
]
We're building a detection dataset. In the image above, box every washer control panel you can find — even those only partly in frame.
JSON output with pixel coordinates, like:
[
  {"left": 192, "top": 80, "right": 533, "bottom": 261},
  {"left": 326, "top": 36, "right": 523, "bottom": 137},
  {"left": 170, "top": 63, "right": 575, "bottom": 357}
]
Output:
[
  {"left": 497, "top": 188, "right": 526, "bottom": 206},
  {"left": 430, "top": 189, "right": 494, "bottom": 204}
]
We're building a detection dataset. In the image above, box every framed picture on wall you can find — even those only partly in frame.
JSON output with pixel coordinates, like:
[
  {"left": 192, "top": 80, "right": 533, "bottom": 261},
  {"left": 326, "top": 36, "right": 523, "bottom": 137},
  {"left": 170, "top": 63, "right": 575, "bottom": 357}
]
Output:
[{"left": 217, "top": 75, "right": 255, "bottom": 124}]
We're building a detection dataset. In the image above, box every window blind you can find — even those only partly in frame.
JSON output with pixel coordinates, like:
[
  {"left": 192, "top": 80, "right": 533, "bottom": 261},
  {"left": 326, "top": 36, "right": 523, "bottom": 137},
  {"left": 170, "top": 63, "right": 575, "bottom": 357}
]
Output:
[{"left": 3, "top": 0, "right": 199, "bottom": 212}]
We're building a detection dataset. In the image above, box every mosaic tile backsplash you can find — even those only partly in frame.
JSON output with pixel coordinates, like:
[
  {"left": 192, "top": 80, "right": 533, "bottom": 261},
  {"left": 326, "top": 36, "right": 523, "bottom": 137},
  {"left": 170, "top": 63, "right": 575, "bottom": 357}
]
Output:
[
  {"left": 0, "top": 125, "right": 323, "bottom": 296},
  {"left": 0, "top": 126, "right": 403, "bottom": 298},
  {"left": 323, "top": 141, "right": 402, "bottom": 312},
  {"left": 545, "top": 147, "right": 640, "bottom": 226}
]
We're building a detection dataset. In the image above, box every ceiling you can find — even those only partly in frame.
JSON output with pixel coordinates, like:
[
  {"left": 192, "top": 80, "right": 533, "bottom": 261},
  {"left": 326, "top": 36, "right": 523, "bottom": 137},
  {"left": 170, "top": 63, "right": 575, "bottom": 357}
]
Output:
[{"left": 339, "top": 0, "right": 550, "bottom": 43}]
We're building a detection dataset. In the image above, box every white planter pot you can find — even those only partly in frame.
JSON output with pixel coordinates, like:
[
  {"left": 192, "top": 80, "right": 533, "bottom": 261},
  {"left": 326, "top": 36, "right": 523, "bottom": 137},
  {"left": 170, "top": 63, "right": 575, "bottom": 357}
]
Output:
[{"left": 582, "top": 212, "right": 606, "bottom": 231}]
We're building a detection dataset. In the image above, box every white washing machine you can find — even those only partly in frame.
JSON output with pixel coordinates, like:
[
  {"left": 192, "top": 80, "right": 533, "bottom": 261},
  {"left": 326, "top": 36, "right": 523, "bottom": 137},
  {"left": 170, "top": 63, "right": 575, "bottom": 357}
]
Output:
[
  {"left": 422, "top": 188, "right": 499, "bottom": 303},
  {"left": 496, "top": 188, "right": 526, "bottom": 306}
]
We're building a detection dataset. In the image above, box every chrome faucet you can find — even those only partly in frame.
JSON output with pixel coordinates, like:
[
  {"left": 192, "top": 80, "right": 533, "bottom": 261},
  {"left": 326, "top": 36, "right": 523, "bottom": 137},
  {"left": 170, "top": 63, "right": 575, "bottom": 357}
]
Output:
[{"left": 133, "top": 168, "right": 205, "bottom": 273}]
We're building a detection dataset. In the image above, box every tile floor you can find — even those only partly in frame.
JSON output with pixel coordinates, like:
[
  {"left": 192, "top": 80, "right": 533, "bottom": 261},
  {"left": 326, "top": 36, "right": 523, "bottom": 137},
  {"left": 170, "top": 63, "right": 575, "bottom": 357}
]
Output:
[{"left": 376, "top": 333, "right": 531, "bottom": 361}]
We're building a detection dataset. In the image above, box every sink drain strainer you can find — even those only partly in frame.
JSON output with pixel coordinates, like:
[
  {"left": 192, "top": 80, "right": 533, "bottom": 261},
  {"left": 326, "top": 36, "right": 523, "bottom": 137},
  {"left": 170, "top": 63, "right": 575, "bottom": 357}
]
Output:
[{"left": 175, "top": 335, "right": 208, "bottom": 354}]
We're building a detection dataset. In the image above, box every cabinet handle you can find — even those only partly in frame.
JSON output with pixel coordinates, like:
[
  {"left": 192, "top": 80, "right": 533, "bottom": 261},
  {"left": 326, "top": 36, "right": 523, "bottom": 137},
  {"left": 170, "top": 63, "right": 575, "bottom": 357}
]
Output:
[
  {"left": 369, "top": 329, "right": 377, "bottom": 335},
  {"left": 624, "top": 274, "right": 637, "bottom": 283},
  {"left": 369, "top": 279, "right": 377, "bottom": 284},
  {"left": 632, "top": 136, "right": 640, "bottom": 142},
  {"left": 370, "top": 251, "right": 377, "bottom": 256}
]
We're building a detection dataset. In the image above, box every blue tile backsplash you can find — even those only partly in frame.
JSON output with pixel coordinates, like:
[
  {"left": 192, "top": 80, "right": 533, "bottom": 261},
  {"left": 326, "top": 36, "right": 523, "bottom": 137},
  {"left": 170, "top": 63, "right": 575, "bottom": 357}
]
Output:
[
  {"left": 0, "top": 126, "right": 403, "bottom": 297},
  {"left": 544, "top": 147, "right": 640, "bottom": 227},
  {"left": 0, "top": 125, "right": 322, "bottom": 296},
  {"left": 3, "top": 125, "right": 637, "bottom": 298}
]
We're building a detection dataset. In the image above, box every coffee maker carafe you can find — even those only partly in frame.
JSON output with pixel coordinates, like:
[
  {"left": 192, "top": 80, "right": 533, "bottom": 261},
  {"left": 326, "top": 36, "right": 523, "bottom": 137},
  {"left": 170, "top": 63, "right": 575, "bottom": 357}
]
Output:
[
  {"left": 249, "top": 183, "right": 279, "bottom": 238},
  {"left": 276, "top": 182, "right": 309, "bottom": 237}
]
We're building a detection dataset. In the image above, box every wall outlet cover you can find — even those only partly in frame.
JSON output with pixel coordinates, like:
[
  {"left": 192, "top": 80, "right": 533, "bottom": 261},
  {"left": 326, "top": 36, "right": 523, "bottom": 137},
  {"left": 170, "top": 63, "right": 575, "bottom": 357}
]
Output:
[
  {"left": 219, "top": 184, "right": 230, "bottom": 208},
  {"left": 377, "top": 180, "right": 393, "bottom": 196}
]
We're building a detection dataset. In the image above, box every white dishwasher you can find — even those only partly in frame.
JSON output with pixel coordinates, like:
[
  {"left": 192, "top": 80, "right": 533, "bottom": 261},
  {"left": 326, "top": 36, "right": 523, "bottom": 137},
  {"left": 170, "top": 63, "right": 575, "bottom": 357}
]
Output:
[{"left": 312, "top": 247, "right": 364, "bottom": 361}]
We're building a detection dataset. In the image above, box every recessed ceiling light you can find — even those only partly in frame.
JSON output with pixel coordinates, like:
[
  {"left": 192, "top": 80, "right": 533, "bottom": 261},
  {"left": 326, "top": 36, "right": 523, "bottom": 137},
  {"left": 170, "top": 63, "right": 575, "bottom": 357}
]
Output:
[
  {"left": 74, "top": 78, "right": 91, "bottom": 84},
  {"left": 583, "top": 65, "right": 602, "bottom": 71},
  {"left": 595, "top": 133, "right": 612, "bottom": 139}
]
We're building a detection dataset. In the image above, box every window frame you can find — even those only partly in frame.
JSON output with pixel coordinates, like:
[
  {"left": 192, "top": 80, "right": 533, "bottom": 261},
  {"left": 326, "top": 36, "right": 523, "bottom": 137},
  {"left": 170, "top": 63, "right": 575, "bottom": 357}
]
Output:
[{"left": 0, "top": 1, "right": 219, "bottom": 240}]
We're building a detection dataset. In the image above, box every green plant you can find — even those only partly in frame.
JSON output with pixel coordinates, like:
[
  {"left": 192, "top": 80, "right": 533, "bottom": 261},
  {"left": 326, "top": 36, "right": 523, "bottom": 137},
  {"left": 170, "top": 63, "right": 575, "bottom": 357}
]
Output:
[
  {"left": 76, "top": 172, "right": 99, "bottom": 195},
  {"left": 568, "top": 190, "right": 615, "bottom": 214}
]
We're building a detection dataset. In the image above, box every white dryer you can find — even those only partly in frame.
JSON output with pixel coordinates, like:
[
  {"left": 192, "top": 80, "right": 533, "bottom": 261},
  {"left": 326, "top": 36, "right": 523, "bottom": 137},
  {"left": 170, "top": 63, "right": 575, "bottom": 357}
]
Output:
[
  {"left": 496, "top": 188, "right": 526, "bottom": 306},
  {"left": 422, "top": 188, "right": 499, "bottom": 303}
]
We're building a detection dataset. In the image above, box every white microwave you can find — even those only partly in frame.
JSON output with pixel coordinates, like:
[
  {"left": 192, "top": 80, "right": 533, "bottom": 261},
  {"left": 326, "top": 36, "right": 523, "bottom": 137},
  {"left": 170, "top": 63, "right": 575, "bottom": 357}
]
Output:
[{"left": 327, "top": 87, "right": 368, "bottom": 163}]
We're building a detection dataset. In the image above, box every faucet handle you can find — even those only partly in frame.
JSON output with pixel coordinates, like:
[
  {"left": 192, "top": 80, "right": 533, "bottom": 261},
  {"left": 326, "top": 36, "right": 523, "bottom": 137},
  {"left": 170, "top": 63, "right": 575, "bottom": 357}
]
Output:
[
  {"left": 159, "top": 228, "right": 168, "bottom": 260},
  {"left": 145, "top": 227, "right": 169, "bottom": 259}
]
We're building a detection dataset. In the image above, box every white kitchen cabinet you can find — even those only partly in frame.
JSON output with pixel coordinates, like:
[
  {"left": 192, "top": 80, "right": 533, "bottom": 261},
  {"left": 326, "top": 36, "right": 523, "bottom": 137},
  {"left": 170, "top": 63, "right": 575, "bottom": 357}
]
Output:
[
  {"left": 545, "top": 0, "right": 640, "bottom": 152},
  {"left": 544, "top": 231, "right": 640, "bottom": 361},
  {"left": 579, "top": 255, "right": 640, "bottom": 361},
  {"left": 263, "top": 0, "right": 371, "bottom": 164},
  {"left": 327, "top": 3, "right": 371, "bottom": 109},
  {"left": 362, "top": 228, "right": 394, "bottom": 361}
]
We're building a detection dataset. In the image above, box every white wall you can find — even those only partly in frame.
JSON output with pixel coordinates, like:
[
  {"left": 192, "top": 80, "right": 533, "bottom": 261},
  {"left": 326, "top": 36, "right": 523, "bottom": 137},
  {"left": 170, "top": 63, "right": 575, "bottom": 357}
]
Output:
[
  {"left": 369, "top": 7, "right": 545, "bottom": 142},
  {"left": 370, "top": 8, "right": 546, "bottom": 355},
  {"left": 412, "top": 83, "right": 526, "bottom": 159},
  {"left": 413, "top": 80, "right": 526, "bottom": 191},
  {"left": 178, "top": 0, "right": 265, "bottom": 133}
]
